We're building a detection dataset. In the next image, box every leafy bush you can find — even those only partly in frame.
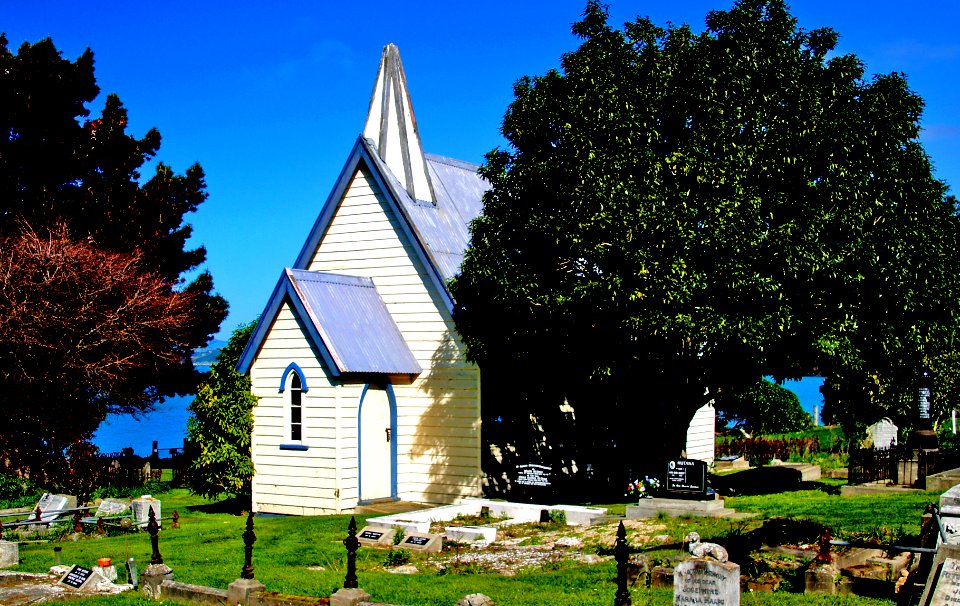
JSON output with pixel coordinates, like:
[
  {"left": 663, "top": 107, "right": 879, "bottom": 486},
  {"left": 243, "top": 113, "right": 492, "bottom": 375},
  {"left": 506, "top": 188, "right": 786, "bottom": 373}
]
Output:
[
  {"left": 384, "top": 548, "right": 411, "bottom": 567},
  {"left": 717, "top": 379, "right": 811, "bottom": 434},
  {"left": 0, "top": 473, "right": 41, "bottom": 509}
]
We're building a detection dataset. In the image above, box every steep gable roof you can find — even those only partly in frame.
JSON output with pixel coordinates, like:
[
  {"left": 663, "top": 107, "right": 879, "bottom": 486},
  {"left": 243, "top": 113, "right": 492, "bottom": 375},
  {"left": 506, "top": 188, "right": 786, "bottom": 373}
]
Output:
[
  {"left": 363, "top": 43, "right": 436, "bottom": 204},
  {"left": 293, "top": 136, "right": 486, "bottom": 310},
  {"left": 237, "top": 269, "right": 421, "bottom": 377}
]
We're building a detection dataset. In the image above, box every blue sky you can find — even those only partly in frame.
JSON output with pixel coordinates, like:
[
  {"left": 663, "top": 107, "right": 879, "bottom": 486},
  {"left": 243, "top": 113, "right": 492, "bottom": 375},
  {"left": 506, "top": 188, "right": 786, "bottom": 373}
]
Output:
[{"left": 5, "top": 0, "right": 959, "bottom": 353}]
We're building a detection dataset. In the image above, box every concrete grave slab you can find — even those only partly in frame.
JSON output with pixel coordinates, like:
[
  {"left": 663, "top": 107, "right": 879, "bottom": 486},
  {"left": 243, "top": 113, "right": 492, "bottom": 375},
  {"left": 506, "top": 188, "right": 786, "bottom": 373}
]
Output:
[{"left": 445, "top": 526, "right": 497, "bottom": 543}]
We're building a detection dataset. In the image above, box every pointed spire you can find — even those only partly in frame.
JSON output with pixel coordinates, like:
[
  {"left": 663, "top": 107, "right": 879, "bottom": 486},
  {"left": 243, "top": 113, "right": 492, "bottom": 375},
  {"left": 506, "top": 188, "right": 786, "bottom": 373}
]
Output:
[{"left": 363, "top": 44, "right": 436, "bottom": 204}]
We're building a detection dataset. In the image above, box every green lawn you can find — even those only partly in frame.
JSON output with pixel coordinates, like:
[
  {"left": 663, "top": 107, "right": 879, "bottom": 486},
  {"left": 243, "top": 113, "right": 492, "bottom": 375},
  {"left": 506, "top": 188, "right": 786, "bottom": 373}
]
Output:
[{"left": 8, "top": 485, "right": 938, "bottom": 606}]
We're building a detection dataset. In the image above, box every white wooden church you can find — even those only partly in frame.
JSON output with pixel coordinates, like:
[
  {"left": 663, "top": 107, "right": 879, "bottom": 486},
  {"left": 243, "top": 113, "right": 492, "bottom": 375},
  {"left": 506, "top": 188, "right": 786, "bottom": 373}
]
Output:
[{"left": 237, "top": 44, "right": 486, "bottom": 514}]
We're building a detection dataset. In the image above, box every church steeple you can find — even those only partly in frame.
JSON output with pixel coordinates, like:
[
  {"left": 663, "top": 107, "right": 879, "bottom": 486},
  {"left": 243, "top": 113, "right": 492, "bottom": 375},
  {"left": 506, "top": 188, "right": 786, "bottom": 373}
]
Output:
[{"left": 363, "top": 44, "right": 436, "bottom": 204}]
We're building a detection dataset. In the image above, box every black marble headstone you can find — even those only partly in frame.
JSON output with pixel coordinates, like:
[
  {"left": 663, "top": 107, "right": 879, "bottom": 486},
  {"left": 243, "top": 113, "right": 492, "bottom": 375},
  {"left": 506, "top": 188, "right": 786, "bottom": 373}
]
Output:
[
  {"left": 665, "top": 459, "right": 708, "bottom": 499},
  {"left": 514, "top": 463, "right": 554, "bottom": 503},
  {"left": 60, "top": 565, "right": 93, "bottom": 589}
]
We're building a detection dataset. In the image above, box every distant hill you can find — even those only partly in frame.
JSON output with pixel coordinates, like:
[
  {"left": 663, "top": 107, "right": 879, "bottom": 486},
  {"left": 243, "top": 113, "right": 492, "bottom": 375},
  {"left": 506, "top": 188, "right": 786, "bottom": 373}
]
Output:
[{"left": 192, "top": 339, "right": 227, "bottom": 369}]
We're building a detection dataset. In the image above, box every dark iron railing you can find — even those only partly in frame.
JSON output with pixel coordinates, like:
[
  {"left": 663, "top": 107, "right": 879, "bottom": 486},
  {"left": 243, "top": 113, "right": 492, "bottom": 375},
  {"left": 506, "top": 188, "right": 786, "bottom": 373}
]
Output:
[{"left": 849, "top": 446, "right": 960, "bottom": 486}]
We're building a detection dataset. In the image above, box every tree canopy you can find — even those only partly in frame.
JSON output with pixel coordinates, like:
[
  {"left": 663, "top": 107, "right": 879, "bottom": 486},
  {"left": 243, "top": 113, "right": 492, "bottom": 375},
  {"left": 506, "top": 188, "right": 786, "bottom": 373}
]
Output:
[
  {"left": 451, "top": 0, "right": 960, "bottom": 471},
  {"left": 186, "top": 322, "right": 257, "bottom": 501},
  {"left": 0, "top": 35, "right": 227, "bottom": 476},
  {"left": 716, "top": 379, "right": 810, "bottom": 435}
]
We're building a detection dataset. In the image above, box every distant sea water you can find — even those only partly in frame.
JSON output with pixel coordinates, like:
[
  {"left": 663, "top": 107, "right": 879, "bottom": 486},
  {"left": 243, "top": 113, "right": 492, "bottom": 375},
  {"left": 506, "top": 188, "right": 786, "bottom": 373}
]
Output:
[
  {"left": 88, "top": 375, "right": 827, "bottom": 457},
  {"left": 91, "top": 394, "right": 193, "bottom": 456}
]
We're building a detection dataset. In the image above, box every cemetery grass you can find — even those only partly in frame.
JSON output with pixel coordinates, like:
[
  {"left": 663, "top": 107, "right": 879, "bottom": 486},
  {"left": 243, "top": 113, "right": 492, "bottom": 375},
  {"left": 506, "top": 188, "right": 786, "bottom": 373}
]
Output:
[{"left": 9, "top": 488, "right": 924, "bottom": 606}]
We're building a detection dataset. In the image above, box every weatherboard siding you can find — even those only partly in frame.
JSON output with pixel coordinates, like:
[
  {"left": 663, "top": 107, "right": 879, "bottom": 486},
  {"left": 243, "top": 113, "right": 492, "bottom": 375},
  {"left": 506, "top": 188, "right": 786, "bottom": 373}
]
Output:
[
  {"left": 308, "top": 166, "right": 481, "bottom": 504},
  {"left": 250, "top": 302, "right": 347, "bottom": 514},
  {"left": 685, "top": 403, "right": 716, "bottom": 464}
]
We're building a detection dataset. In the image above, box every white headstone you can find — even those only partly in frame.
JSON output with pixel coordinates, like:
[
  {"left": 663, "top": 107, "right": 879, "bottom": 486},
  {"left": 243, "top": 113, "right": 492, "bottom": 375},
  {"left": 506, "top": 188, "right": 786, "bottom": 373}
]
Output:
[
  {"left": 867, "top": 418, "right": 898, "bottom": 450},
  {"left": 941, "top": 485, "right": 960, "bottom": 545},
  {"left": 674, "top": 558, "right": 740, "bottom": 606},
  {"left": 27, "top": 493, "right": 69, "bottom": 522},
  {"left": 131, "top": 496, "right": 160, "bottom": 528}
]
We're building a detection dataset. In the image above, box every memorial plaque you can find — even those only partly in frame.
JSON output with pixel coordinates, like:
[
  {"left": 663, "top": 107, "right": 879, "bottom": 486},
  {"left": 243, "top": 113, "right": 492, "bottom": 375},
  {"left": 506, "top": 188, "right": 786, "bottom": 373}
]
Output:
[
  {"left": 402, "top": 532, "right": 441, "bottom": 553},
  {"left": 58, "top": 565, "right": 105, "bottom": 591},
  {"left": 674, "top": 558, "right": 740, "bottom": 606},
  {"left": 516, "top": 463, "right": 552, "bottom": 487},
  {"left": 357, "top": 526, "right": 395, "bottom": 546},
  {"left": 515, "top": 463, "right": 554, "bottom": 503},
  {"left": 666, "top": 459, "right": 708, "bottom": 498},
  {"left": 930, "top": 557, "right": 960, "bottom": 606}
]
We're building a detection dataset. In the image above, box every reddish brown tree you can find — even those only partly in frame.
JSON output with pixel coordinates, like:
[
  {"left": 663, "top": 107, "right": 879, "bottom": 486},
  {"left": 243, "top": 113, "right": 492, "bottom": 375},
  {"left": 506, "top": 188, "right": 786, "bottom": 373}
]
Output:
[
  {"left": 0, "top": 36, "right": 228, "bottom": 479},
  {"left": 0, "top": 224, "right": 203, "bottom": 476}
]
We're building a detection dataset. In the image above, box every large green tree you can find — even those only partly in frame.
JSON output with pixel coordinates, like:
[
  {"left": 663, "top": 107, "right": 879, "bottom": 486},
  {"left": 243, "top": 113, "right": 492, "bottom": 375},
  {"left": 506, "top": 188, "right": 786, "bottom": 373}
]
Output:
[
  {"left": 0, "top": 36, "right": 228, "bottom": 476},
  {"left": 451, "top": 1, "right": 960, "bottom": 475},
  {"left": 186, "top": 322, "right": 257, "bottom": 501}
]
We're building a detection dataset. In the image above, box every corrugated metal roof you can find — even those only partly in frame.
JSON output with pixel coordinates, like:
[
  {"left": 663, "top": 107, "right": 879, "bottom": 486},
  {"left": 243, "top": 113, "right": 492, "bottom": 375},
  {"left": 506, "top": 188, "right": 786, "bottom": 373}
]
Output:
[
  {"left": 287, "top": 269, "right": 422, "bottom": 375},
  {"left": 363, "top": 140, "right": 488, "bottom": 285}
]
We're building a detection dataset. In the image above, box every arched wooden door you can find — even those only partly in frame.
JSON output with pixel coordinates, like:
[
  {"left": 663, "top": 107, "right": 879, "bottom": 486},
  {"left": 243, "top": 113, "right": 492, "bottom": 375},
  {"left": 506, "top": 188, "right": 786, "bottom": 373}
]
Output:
[{"left": 359, "top": 386, "right": 395, "bottom": 501}]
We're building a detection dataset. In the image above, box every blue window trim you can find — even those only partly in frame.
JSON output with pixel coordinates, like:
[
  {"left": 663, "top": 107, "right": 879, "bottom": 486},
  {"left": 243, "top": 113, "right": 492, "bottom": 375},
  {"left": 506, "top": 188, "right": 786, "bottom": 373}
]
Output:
[
  {"left": 279, "top": 362, "right": 309, "bottom": 393},
  {"left": 279, "top": 444, "right": 309, "bottom": 451},
  {"left": 357, "top": 383, "right": 398, "bottom": 503}
]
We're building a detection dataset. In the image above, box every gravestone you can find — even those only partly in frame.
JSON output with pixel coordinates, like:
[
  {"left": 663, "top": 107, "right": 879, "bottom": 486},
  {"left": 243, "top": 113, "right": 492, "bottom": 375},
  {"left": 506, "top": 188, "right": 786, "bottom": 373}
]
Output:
[
  {"left": 0, "top": 540, "right": 18, "bottom": 568},
  {"left": 867, "top": 418, "right": 898, "bottom": 450},
  {"left": 514, "top": 463, "right": 554, "bottom": 503},
  {"left": 131, "top": 496, "right": 160, "bottom": 529},
  {"left": 919, "top": 543, "right": 960, "bottom": 606},
  {"left": 666, "top": 459, "right": 708, "bottom": 499},
  {"left": 357, "top": 526, "right": 395, "bottom": 547},
  {"left": 939, "top": 484, "right": 960, "bottom": 545},
  {"left": 400, "top": 532, "right": 442, "bottom": 553},
  {"left": 26, "top": 493, "right": 70, "bottom": 523},
  {"left": 674, "top": 558, "right": 740, "bottom": 606},
  {"left": 58, "top": 565, "right": 106, "bottom": 591},
  {"left": 95, "top": 499, "right": 130, "bottom": 517}
]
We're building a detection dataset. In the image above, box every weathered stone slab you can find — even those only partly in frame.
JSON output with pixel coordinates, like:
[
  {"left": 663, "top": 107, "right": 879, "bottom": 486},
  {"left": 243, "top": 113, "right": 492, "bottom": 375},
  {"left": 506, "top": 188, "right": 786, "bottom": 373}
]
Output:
[
  {"left": 805, "top": 564, "right": 839, "bottom": 595},
  {"left": 227, "top": 577, "right": 266, "bottom": 606},
  {"left": 330, "top": 586, "right": 371, "bottom": 606},
  {"left": 674, "top": 558, "right": 740, "bottom": 606},
  {"left": 920, "top": 543, "right": 960, "bottom": 606},
  {"left": 0, "top": 541, "right": 18, "bottom": 568},
  {"left": 159, "top": 580, "right": 228, "bottom": 605},
  {"left": 445, "top": 526, "right": 496, "bottom": 543}
]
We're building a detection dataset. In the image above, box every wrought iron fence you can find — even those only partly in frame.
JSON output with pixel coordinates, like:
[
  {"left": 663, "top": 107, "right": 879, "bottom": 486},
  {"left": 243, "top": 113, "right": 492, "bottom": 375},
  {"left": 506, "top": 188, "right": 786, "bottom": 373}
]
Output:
[{"left": 849, "top": 446, "right": 960, "bottom": 486}]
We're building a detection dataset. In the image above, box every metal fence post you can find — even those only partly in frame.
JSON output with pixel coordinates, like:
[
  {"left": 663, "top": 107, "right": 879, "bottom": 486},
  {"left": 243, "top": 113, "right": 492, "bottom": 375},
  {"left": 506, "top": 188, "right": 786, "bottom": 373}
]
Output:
[
  {"left": 614, "top": 520, "right": 632, "bottom": 606},
  {"left": 241, "top": 511, "right": 256, "bottom": 580},
  {"left": 343, "top": 516, "right": 360, "bottom": 589}
]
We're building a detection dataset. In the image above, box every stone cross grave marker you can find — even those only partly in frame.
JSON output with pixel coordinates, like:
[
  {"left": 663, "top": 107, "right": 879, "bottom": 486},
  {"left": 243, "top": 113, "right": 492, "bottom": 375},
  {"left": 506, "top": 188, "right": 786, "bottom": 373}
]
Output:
[{"left": 674, "top": 558, "right": 740, "bottom": 606}]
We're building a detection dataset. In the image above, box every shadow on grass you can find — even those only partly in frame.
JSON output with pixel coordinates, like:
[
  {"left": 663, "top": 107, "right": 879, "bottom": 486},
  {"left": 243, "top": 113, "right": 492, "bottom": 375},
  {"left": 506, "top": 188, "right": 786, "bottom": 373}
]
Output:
[
  {"left": 711, "top": 467, "right": 842, "bottom": 496},
  {"left": 186, "top": 494, "right": 251, "bottom": 515}
]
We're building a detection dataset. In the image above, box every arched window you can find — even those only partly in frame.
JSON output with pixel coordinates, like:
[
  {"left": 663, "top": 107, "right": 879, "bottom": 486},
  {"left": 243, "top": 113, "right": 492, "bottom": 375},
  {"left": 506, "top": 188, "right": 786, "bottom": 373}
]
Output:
[{"left": 290, "top": 373, "right": 302, "bottom": 442}]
